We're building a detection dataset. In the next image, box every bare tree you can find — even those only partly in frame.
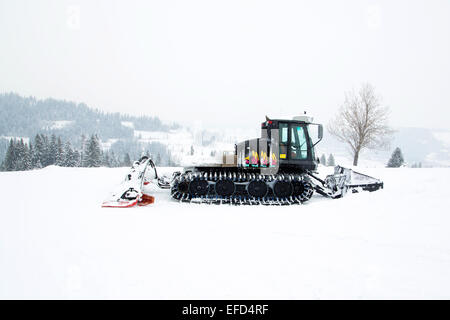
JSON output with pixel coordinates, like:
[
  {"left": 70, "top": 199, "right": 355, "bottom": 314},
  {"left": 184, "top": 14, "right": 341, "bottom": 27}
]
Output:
[{"left": 328, "top": 83, "right": 394, "bottom": 166}]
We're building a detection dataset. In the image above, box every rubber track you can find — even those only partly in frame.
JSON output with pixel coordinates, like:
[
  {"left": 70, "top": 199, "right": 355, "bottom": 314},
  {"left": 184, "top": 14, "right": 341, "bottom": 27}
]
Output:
[{"left": 171, "top": 171, "right": 314, "bottom": 205}]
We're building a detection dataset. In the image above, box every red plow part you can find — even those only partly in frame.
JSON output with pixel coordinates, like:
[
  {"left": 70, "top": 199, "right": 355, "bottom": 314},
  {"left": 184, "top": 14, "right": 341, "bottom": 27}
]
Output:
[
  {"left": 138, "top": 194, "right": 155, "bottom": 206},
  {"left": 101, "top": 199, "right": 138, "bottom": 208}
]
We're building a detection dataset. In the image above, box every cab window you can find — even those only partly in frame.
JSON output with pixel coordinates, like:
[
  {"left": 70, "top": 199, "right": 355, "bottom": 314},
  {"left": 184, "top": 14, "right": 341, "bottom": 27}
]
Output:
[
  {"left": 280, "top": 123, "right": 288, "bottom": 144},
  {"left": 290, "top": 125, "right": 308, "bottom": 160},
  {"left": 279, "top": 123, "right": 289, "bottom": 158}
]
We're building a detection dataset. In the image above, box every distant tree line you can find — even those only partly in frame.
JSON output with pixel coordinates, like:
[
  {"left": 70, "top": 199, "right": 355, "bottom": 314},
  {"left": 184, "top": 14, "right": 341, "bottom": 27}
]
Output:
[
  {"left": 0, "top": 134, "right": 134, "bottom": 172},
  {"left": 319, "top": 147, "right": 424, "bottom": 168},
  {"left": 319, "top": 153, "right": 336, "bottom": 167},
  {"left": 0, "top": 93, "right": 180, "bottom": 141},
  {"left": 1, "top": 132, "right": 177, "bottom": 172},
  {"left": 411, "top": 162, "right": 422, "bottom": 168},
  {"left": 0, "top": 92, "right": 178, "bottom": 167}
]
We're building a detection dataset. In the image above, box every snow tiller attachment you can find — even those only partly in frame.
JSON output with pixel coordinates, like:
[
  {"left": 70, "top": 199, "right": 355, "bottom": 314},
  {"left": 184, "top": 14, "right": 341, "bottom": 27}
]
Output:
[
  {"left": 308, "top": 166, "right": 383, "bottom": 199},
  {"left": 101, "top": 156, "right": 169, "bottom": 208},
  {"left": 103, "top": 115, "right": 383, "bottom": 207}
]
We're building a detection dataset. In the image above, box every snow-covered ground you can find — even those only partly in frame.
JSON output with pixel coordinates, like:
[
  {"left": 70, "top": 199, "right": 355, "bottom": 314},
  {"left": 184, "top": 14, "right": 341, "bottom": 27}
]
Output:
[{"left": 1, "top": 166, "right": 450, "bottom": 299}]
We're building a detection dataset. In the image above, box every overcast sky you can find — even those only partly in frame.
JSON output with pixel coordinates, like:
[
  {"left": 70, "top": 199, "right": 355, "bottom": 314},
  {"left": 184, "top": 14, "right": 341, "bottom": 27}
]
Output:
[{"left": 1, "top": 0, "right": 449, "bottom": 131}]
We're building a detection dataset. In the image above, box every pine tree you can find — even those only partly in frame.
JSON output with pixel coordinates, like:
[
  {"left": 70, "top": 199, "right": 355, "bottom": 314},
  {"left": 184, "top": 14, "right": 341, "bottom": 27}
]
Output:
[
  {"left": 73, "top": 149, "right": 81, "bottom": 167},
  {"left": 320, "top": 154, "right": 327, "bottom": 165},
  {"left": 102, "top": 151, "right": 111, "bottom": 167},
  {"left": 33, "top": 134, "right": 44, "bottom": 168},
  {"left": 122, "top": 153, "right": 131, "bottom": 167},
  {"left": 85, "top": 134, "right": 102, "bottom": 167},
  {"left": 156, "top": 153, "right": 161, "bottom": 165},
  {"left": 4, "top": 139, "right": 16, "bottom": 171},
  {"left": 62, "top": 142, "right": 73, "bottom": 167},
  {"left": 56, "top": 137, "right": 64, "bottom": 166},
  {"left": 80, "top": 134, "right": 87, "bottom": 167},
  {"left": 28, "top": 142, "right": 35, "bottom": 169},
  {"left": 109, "top": 151, "right": 118, "bottom": 167},
  {"left": 167, "top": 150, "right": 173, "bottom": 166},
  {"left": 15, "top": 139, "right": 26, "bottom": 170},
  {"left": 23, "top": 142, "right": 32, "bottom": 170},
  {"left": 67, "top": 148, "right": 77, "bottom": 167},
  {"left": 49, "top": 134, "right": 57, "bottom": 165},
  {"left": 41, "top": 134, "right": 51, "bottom": 167},
  {"left": 387, "top": 147, "right": 404, "bottom": 168},
  {"left": 62, "top": 142, "right": 69, "bottom": 167},
  {"left": 190, "top": 145, "right": 194, "bottom": 156},
  {"left": 327, "top": 153, "right": 335, "bottom": 167}
]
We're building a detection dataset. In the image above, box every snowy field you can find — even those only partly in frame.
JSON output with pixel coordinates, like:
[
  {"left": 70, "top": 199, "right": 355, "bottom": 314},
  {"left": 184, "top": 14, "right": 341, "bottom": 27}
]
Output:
[{"left": 1, "top": 166, "right": 450, "bottom": 299}]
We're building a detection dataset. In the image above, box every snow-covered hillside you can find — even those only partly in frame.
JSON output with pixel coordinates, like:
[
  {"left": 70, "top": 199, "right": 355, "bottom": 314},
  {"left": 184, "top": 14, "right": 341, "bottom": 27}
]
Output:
[
  {"left": 316, "top": 127, "right": 450, "bottom": 168},
  {"left": 132, "top": 128, "right": 234, "bottom": 166},
  {"left": 1, "top": 166, "right": 450, "bottom": 299}
]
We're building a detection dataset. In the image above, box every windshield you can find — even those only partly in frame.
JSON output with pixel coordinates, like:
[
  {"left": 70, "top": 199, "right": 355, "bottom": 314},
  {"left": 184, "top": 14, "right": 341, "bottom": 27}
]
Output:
[{"left": 278, "top": 122, "right": 311, "bottom": 160}]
